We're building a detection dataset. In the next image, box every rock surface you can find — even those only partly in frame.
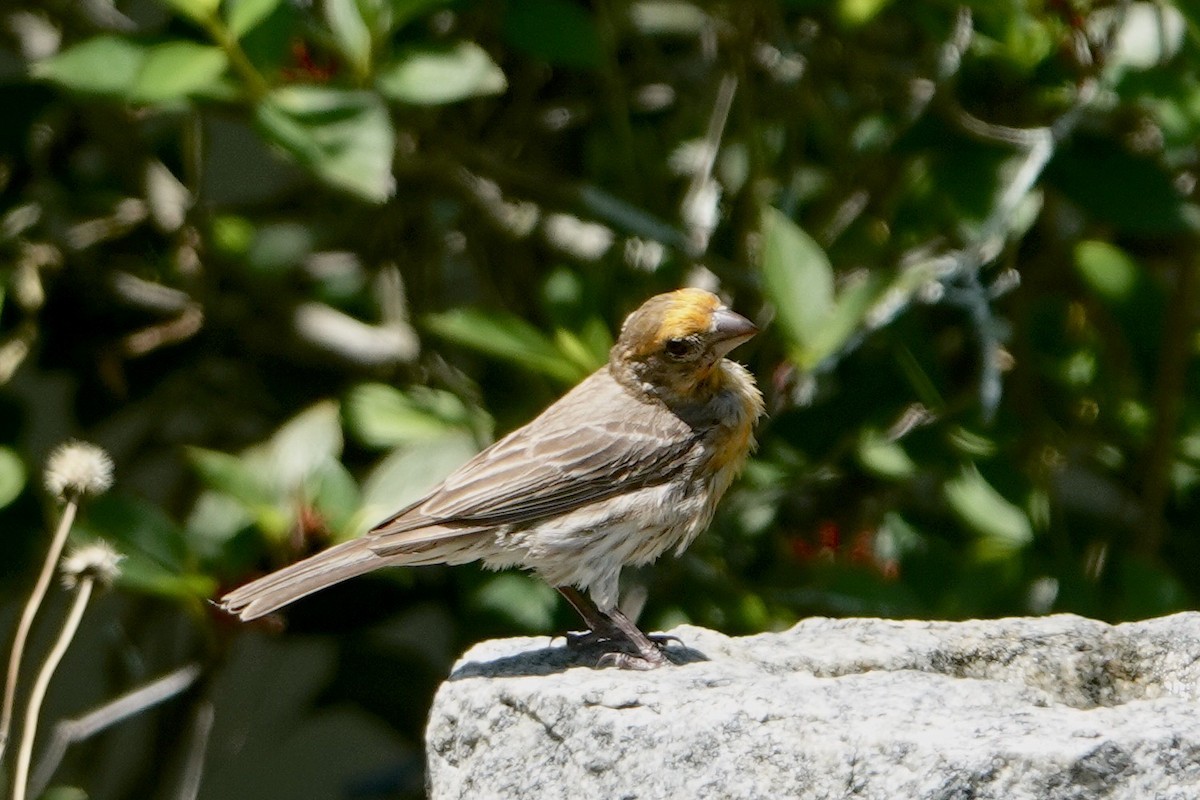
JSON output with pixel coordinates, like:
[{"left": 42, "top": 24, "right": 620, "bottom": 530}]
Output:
[{"left": 426, "top": 613, "right": 1200, "bottom": 799}]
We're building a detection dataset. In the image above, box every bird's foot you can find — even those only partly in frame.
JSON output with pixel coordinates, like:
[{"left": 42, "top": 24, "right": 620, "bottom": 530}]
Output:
[
  {"left": 564, "top": 628, "right": 677, "bottom": 670},
  {"left": 552, "top": 587, "right": 680, "bottom": 669}
]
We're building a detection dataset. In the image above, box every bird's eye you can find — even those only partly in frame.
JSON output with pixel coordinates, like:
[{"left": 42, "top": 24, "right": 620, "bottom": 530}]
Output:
[{"left": 664, "top": 337, "right": 694, "bottom": 359}]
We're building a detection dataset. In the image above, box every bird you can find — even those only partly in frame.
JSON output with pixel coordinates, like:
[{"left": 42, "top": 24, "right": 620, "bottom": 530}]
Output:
[{"left": 219, "top": 288, "right": 763, "bottom": 669}]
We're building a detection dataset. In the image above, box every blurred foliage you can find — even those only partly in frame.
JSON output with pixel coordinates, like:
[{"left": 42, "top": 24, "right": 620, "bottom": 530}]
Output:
[{"left": 2, "top": 0, "right": 1200, "bottom": 796}]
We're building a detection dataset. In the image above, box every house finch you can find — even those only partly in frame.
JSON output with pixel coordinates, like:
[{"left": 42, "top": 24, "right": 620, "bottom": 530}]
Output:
[{"left": 220, "top": 288, "right": 763, "bottom": 668}]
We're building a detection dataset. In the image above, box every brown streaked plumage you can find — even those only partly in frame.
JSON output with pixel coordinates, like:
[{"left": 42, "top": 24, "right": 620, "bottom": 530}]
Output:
[{"left": 219, "top": 288, "right": 763, "bottom": 668}]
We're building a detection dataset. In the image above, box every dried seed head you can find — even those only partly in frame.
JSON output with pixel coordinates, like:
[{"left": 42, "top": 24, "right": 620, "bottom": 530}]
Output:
[
  {"left": 44, "top": 441, "right": 113, "bottom": 500},
  {"left": 60, "top": 541, "right": 123, "bottom": 589}
]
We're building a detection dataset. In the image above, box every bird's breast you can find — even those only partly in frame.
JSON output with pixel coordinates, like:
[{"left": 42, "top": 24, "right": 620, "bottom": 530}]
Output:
[{"left": 698, "top": 360, "right": 763, "bottom": 479}]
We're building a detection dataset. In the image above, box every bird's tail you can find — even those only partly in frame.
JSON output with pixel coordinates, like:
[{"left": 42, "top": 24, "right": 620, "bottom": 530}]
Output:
[
  {"left": 218, "top": 539, "right": 381, "bottom": 621},
  {"left": 218, "top": 526, "right": 494, "bottom": 621}
]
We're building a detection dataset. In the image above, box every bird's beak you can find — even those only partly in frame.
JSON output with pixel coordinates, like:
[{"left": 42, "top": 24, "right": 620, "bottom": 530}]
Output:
[{"left": 711, "top": 307, "right": 758, "bottom": 357}]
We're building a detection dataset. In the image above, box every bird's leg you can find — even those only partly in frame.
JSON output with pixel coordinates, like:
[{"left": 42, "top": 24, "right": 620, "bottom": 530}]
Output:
[
  {"left": 555, "top": 586, "right": 673, "bottom": 669},
  {"left": 556, "top": 586, "right": 623, "bottom": 646}
]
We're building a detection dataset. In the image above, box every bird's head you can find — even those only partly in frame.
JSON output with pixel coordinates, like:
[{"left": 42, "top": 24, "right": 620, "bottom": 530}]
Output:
[{"left": 610, "top": 288, "right": 758, "bottom": 400}]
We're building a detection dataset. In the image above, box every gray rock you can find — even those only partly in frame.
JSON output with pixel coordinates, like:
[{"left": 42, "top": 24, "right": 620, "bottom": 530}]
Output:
[{"left": 426, "top": 613, "right": 1200, "bottom": 799}]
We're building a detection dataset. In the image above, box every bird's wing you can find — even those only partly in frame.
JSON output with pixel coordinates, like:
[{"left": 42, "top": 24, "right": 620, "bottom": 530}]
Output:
[{"left": 367, "top": 371, "right": 700, "bottom": 553}]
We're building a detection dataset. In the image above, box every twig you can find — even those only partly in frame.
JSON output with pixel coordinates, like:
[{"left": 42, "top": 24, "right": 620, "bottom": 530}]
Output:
[
  {"left": 819, "top": 190, "right": 869, "bottom": 247},
  {"left": 682, "top": 74, "right": 737, "bottom": 255},
  {"left": 576, "top": 185, "right": 695, "bottom": 254},
  {"left": 175, "top": 700, "right": 215, "bottom": 800},
  {"left": 949, "top": 102, "right": 1048, "bottom": 148},
  {"left": 811, "top": 76, "right": 1100, "bottom": 403},
  {"left": 456, "top": 149, "right": 695, "bottom": 254},
  {"left": 28, "top": 664, "right": 203, "bottom": 798},
  {"left": 945, "top": 273, "right": 1008, "bottom": 422},
  {"left": 886, "top": 404, "right": 937, "bottom": 442},
  {"left": 798, "top": 7, "right": 1111, "bottom": 419},
  {"left": 199, "top": 14, "right": 269, "bottom": 101},
  {"left": 121, "top": 306, "right": 205, "bottom": 357},
  {"left": 10, "top": 579, "right": 94, "bottom": 800},
  {"left": 931, "top": 78, "right": 1097, "bottom": 416}
]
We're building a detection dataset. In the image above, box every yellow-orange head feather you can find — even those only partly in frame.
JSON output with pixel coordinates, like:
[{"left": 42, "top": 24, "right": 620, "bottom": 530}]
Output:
[{"left": 611, "top": 289, "right": 758, "bottom": 401}]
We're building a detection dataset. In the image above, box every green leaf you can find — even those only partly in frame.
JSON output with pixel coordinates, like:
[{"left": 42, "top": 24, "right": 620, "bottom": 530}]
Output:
[
  {"left": 1074, "top": 240, "right": 1139, "bottom": 303},
  {"left": 424, "top": 308, "right": 589, "bottom": 384},
  {"left": 1000, "top": 11, "right": 1053, "bottom": 71},
  {"left": 158, "top": 0, "right": 221, "bottom": 22},
  {"left": 552, "top": 328, "right": 606, "bottom": 374},
  {"left": 838, "top": 0, "right": 893, "bottom": 27},
  {"left": 376, "top": 42, "right": 506, "bottom": 106},
  {"left": 759, "top": 206, "right": 835, "bottom": 368},
  {"left": 806, "top": 270, "right": 885, "bottom": 363},
  {"left": 263, "top": 400, "right": 344, "bottom": 490},
  {"left": 212, "top": 214, "right": 255, "bottom": 256},
  {"left": 947, "top": 426, "right": 997, "bottom": 458},
  {"left": 944, "top": 465, "right": 1032, "bottom": 561},
  {"left": 255, "top": 86, "right": 396, "bottom": 202},
  {"left": 226, "top": 0, "right": 284, "bottom": 36},
  {"left": 187, "top": 447, "right": 277, "bottom": 509},
  {"left": 131, "top": 42, "right": 228, "bottom": 103},
  {"left": 324, "top": 0, "right": 373, "bottom": 77},
  {"left": 36, "top": 787, "right": 88, "bottom": 800},
  {"left": 189, "top": 404, "right": 345, "bottom": 544},
  {"left": 472, "top": 574, "right": 558, "bottom": 630},
  {"left": 32, "top": 36, "right": 146, "bottom": 97},
  {"left": 0, "top": 446, "right": 26, "bottom": 510},
  {"left": 78, "top": 495, "right": 189, "bottom": 573},
  {"left": 308, "top": 459, "right": 361, "bottom": 538},
  {"left": 577, "top": 315, "right": 615, "bottom": 365},
  {"left": 895, "top": 345, "right": 946, "bottom": 412},
  {"left": 856, "top": 429, "right": 915, "bottom": 480},
  {"left": 185, "top": 490, "right": 255, "bottom": 560},
  {"left": 503, "top": 0, "right": 602, "bottom": 70},
  {"left": 115, "top": 552, "right": 217, "bottom": 600},
  {"left": 388, "top": 0, "right": 451, "bottom": 31},
  {"left": 361, "top": 433, "right": 479, "bottom": 523},
  {"left": 344, "top": 383, "right": 476, "bottom": 448}
]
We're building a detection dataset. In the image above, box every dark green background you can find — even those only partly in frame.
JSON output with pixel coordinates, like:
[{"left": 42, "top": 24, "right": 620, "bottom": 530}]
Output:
[{"left": 2, "top": 0, "right": 1199, "bottom": 797}]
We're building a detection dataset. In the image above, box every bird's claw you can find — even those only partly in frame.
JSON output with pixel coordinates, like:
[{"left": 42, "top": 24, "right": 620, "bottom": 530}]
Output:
[
  {"left": 647, "top": 632, "right": 684, "bottom": 649},
  {"left": 596, "top": 650, "right": 668, "bottom": 670}
]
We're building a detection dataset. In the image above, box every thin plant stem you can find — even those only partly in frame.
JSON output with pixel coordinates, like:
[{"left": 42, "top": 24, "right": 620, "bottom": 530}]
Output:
[
  {"left": 0, "top": 496, "right": 79, "bottom": 764},
  {"left": 29, "top": 664, "right": 203, "bottom": 798},
  {"left": 199, "top": 15, "right": 269, "bottom": 101},
  {"left": 11, "top": 577, "right": 94, "bottom": 800},
  {"left": 175, "top": 699, "right": 215, "bottom": 800}
]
